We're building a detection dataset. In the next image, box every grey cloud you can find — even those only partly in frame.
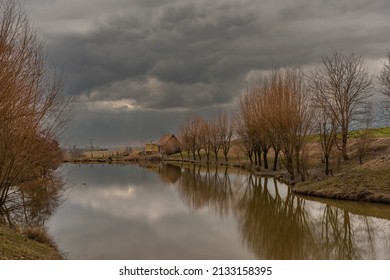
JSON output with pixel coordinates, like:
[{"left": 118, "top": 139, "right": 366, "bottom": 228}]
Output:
[
  {"left": 66, "top": 105, "right": 189, "bottom": 146},
  {"left": 25, "top": 0, "right": 390, "bottom": 145},
  {"left": 43, "top": 1, "right": 262, "bottom": 98}
]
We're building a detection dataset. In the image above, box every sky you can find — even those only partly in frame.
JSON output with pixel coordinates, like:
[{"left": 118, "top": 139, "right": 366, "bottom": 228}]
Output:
[{"left": 25, "top": 0, "right": 390, "bottom": 148}]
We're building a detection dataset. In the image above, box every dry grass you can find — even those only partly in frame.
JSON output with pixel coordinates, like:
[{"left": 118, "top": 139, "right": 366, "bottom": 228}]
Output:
[
  {"left": 19, "top": 226, "right": 57, "bottom": 248},
  {"left": 294, "top": 137, "right": 390, "bottom": 203},
  {"left": 0, "top": 225, "right": 62, "bottom": 260}
]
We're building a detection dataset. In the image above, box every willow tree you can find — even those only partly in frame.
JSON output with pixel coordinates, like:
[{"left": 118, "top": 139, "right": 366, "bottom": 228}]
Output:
[
  {"left": 218, "top": 112, "right": 234, "bottom": 162},
  {"left": 178, "top": 113, "right": 203, "bottom": 160},
  {"left": 0, "top": 0, "right": 71, "bottom": 206},
  {"left": 238, "top": 68, "right": 312, "bottom": 180},
  {"left": 266, "top": 68, "right": 313, "bottom": 181}
]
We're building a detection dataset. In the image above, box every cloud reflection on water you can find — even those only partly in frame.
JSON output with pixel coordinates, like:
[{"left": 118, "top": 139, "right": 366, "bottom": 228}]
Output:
[
  {"left": 50, "top": 163, "right": 390, "bottom": 259},
  {"left": 50, "top": 164, "right": 250, "bottom": 259}
]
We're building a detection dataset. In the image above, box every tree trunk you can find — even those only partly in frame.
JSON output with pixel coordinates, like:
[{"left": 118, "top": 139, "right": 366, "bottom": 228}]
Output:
[
  {"left": 263, "top": 148, "right": 269, "bottom": 169},
  {"left": 341, "top": 134, "right": 349, "bottom": 160},
  {"left": 295, "top": 148, "right": 301, "bottom": 176},
  {"left": 325, "top": 155, "right": 330, "bottom": 175},
  {"left": 286, "top": 156, "right": 295, "bottom": 181},
  {"left": 273, "top": 150, "right": 280, "bottom": 171},
  {"left": 257, "top": 150, "right": 262, "bottom": 167},
  {"left": 224, "top": 152, "right": 228, "bottom": 162}
]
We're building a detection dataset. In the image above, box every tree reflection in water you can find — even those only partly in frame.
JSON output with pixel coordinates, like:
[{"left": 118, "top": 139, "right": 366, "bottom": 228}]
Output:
[
  {"left": 176, "top": 165, "right": 234, "bottom": 216},
  {"left": 320, "top": 206, "right": 376, "bottom": 259},
  {"left": 0, "top": 170, "right": 65, "bottom": 230},
  {"left": 164, "top": 164, "right": 386, "bottom": 259},
  {"left": 236, "top": 176, "right": 316, "bottom": 259}
]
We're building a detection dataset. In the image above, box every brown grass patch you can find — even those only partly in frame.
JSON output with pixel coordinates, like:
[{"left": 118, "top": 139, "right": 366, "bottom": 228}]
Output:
[
  {"left": 0, "top": 225, "right": 62, "bottom": 260},
  {"left": 20, "top": 226, "right": 57, "bottom": 248}
]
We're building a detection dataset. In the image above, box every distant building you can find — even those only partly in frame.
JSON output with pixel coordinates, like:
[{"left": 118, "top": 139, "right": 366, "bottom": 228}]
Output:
[
  {"left": 145, "top": 143, "right": 159, "bottom": 154},
  {"left": 158, "top": 134, "right": 182, "bottom": 155}
]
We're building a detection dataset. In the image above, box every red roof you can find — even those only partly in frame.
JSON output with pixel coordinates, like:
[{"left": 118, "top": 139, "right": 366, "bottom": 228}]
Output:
[{"left": 158, "top": 134, "right": 175, "bottom": 146}]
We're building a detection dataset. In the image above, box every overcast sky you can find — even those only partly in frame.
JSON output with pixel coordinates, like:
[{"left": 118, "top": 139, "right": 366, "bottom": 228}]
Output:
[{"left": 26, "top": 0, "right": 390, "bottom": 147}]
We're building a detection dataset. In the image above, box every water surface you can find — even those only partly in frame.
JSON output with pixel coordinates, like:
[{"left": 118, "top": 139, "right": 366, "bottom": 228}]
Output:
[{"left": 48, "top": 163, "right": 390, "bottom": 259}]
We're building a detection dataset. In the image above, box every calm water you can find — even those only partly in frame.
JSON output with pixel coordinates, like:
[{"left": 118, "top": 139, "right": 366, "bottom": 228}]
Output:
[{"left": 47, "top": 163, "right": 390, "bottom": 259}]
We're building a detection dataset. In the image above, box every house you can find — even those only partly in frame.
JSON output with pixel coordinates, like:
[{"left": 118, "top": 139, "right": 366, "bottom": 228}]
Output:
[
  {"left": 158, "top": 134, "right": 182, "bottom": 155},
  {"left": 145, "top": 143, "right": 159, "bottom": 154}
]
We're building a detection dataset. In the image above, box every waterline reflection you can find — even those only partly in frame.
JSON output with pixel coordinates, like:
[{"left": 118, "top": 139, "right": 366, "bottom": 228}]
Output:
[{"left": 49, "top": 163, "right": 390, "bottom": 259}]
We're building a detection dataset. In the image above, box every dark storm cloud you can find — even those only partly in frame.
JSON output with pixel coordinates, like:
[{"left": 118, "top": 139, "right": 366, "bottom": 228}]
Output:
[
  {"left": 26, "top": 0, "right": 390, "bottom": 145},
  {"left": 45, "top": 0, "right": 261, "bottom": 108}
]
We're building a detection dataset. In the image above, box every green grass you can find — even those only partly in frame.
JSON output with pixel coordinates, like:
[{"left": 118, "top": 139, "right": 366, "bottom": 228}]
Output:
[
  {"left": 372, "top": 127, "right": 390, "bottom": 137},
  {"left": 306, "top": 127, "right": 390, "bottom": 143},
  {"left": 349, "top": 126, "right": 390, "bottom": 138}
]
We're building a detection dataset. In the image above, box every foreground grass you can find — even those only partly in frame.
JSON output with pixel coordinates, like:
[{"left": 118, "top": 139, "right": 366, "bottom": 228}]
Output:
[{"left": 0, "top": 226, "right": 62, "bottom": 260}]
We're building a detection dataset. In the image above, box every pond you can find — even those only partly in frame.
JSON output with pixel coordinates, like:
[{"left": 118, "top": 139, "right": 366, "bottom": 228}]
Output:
[{"left": 46, "top": 163, "right": 390, "bottom": 259}]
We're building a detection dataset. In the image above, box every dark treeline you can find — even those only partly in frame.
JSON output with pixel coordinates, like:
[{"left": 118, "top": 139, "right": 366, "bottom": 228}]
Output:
[{"left": 177, "top": 51, "right": 390, "bottom": 182}]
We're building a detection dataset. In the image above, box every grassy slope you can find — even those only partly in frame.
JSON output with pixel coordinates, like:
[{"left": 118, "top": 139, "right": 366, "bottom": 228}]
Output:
[
  {"left": 294, "top": 167, "right": 390, "bottom": 203},
  {"left": 0, "top": 226, "right": 62, "bottom": 260},
  {"left": 294, "top": 136, "right": 390, "bottom": 203}
]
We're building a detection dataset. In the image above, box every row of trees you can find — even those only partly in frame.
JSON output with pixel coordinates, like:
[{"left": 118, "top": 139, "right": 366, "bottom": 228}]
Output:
[
  {"left": 177, "top": 50, "right": 390, "bottom": 182},
  {"left": 0, "top": 1, "right": 70, "bottom": 207},
  {"left": 178, "top": 112, "right": 234, "bottom": 162},
  {"left": 239, "top": 68, "right": 312, "bottom": 181},
  {"left": 240, "top": 51, "right": 389, "bottom": 181}
]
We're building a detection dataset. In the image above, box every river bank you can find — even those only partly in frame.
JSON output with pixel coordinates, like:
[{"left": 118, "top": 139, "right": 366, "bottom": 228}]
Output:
[
  {"left": 64, "top": 135, "right": 390, "bottom": 204},
  {"left": 293, "top": 136, "right": 390, "bottom": 203},
  {"left": 4, "top": 135, "right": 386, "bottom": 260},
  {"left": 0, "top": 225, "right": 62, "bottom": 260}
]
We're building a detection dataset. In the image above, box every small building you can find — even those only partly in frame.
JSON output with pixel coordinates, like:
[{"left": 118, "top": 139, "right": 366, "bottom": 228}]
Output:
[
  {"left": 158, "top": 134, "right": 182, "bottom": 155},
  {"left": 145, "top": 143, "right": 159, "bottom": 154}
]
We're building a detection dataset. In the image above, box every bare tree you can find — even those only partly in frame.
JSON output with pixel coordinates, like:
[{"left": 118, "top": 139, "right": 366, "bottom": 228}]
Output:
[
  {"left": 315, "top": 105, "right": 336, "bottom": 175},
  {"left": 200, "top": 119, "right": 212, "bottom": 163},
  {"left": 0, "top": 0, "right": 71, "bottom": 206},
  {"left": 379, "top": 51, "right": 390, "bottom": 98},
  {"left": 378, "top": 51, "right": 390, "bottom": 119},
  {"left": 209, "top": 114, "right": 222, "bottom": 162},
  {"left": 235, "top": 116, "right": 255, "bottom": 163},
  {"left": 237, "top": 90, "right": 256, "bottom": 164},
  {"left": 356, "top": 102, "right": 374, "bottom": 164},
  {"left": 238, "top": 68, "right": 312, "bottom": 180},
  {"left": 218, "top": 112, "right": 234, "bottom": 162},
  {"left": 177, "top": 123, "right": 190, "bottom": 159},
  {"left": 178, "top": 113, "right": 203, "bottom": 161},
  {"left": 310, "top": 51, "right": 373, "bottom": 160},
  {"left": 267, "top": 68, "right": 312, "bottom": 181}
]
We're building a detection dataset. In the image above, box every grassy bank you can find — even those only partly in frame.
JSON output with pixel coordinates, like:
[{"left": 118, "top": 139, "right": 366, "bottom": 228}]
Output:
[
  {"left": 0, "top": 225, "right": 62, "bottom": 260},
  {"left": 293, "top": 136, "right": 390, "bottom": 203},
  {"left": 164, "top": 135, "right": 390, "bottom": 204}
]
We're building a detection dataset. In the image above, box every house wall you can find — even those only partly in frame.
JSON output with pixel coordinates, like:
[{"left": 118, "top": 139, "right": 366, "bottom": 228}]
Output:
[
  {"left": 161, "top": 137, "right": 181, "bottom": 155},
  {"left": 145, "top": 143, "right": 159, "bottom": 153}
]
